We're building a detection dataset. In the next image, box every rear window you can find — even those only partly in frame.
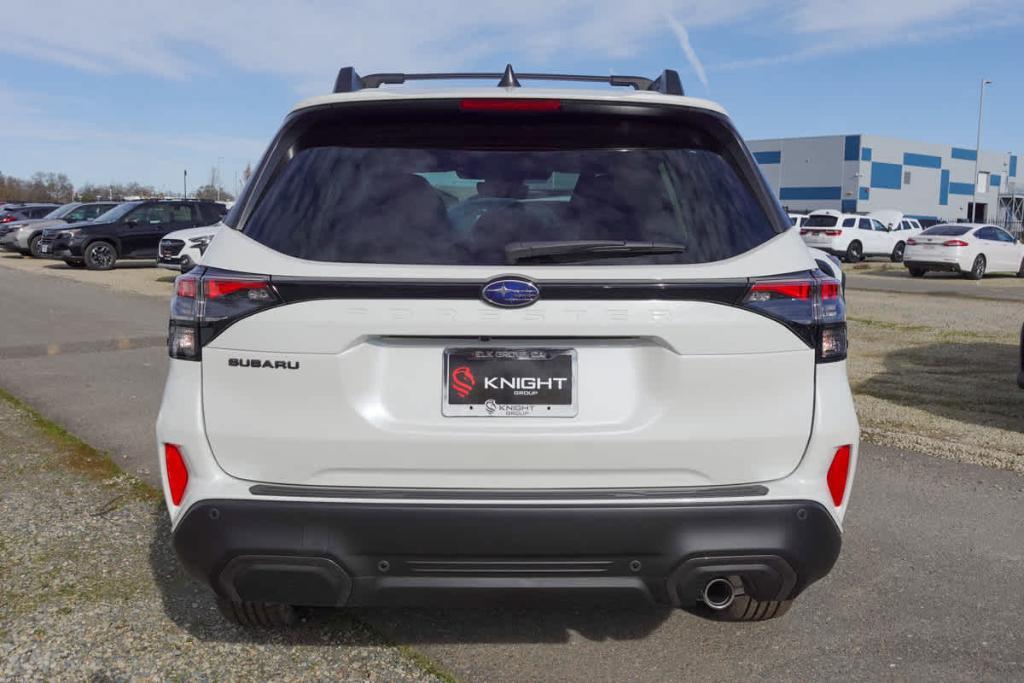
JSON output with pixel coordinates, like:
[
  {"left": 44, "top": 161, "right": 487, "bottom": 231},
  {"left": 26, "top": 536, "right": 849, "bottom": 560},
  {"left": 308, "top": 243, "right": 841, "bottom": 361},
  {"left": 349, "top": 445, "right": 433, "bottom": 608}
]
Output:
[
  {"left": 804, "top": 215, "right": 838, "bottom": 228},
  {"left": 921, "top": 225, "right": 970, "bottom": 236},
  {"left": 241, "top": 104, "right": 781, "bottom": 266}
]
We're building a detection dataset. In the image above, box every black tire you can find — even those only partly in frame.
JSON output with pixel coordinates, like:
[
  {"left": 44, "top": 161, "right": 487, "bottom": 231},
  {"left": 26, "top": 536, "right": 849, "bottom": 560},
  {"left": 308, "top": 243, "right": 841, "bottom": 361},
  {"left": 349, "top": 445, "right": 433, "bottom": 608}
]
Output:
[
  {"left": 907, "top": 266, "right": 926, "bottom": 278},
  {"left": 216, "top": 598, "right": 297, "bottom": 627},
  {"left": 965, "top": 255, "right": 985, "bottom": 280},
  {"left": 63, "top": 259, "right": 85, "bottom": 268},
  {"left": 890, "top": 241, "right": 906, "bottom": 263},
  {"left": 844, "top": 241, "right": 863, "bottom": 263},
  {"left": 28, "top": 234, "right": 43, "bottom": 258},
  {"left": 1016, "top": 257, "right": 1023, "bottom": 278},
  {"left": 179, "top": 256, "right": 195, "bottom": 273},
  {"left": 83, "top": 241, "right": 117, "bottom": 271}
]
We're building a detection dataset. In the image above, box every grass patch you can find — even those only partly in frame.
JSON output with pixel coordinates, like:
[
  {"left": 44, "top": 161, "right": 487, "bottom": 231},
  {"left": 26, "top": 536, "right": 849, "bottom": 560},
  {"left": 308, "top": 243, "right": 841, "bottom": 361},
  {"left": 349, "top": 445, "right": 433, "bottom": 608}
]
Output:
[
  {"left": 398, "top": 644, "right": 460, "bottom": 683},
  {"left": 0, "top": 385, "right": 158, "bottom": 503}
]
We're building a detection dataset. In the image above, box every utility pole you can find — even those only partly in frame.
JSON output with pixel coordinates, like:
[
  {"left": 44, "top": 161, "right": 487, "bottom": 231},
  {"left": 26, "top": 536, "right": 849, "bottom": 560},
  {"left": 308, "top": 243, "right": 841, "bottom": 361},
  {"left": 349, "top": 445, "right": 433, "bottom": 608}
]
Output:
[
  {"left": 183, "top": 169, "right": 188, "bottom": 199},
  {"left": 972, "top": 79, "right": 992, "bottom": 221}
]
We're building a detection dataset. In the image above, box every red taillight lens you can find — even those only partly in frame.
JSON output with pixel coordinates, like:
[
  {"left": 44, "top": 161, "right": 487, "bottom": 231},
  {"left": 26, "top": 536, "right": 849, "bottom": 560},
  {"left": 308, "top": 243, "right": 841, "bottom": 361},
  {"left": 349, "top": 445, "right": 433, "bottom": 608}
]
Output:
[
  {"left": 460, "top": 98, "right": 561, "bottom": 112},
  {"left": 906, "top": 238, "right": 917, "bottom": 246},
  {"left": 743, "top": 274, "right": 846, "bottom": 362},
  {"left": 0, "top": 215, "right": 14, "bottom": 223},
  {"left": 205, "top": 278, "right": 268, "bottom": 299},
  {"left": 164, "top": 444, "right": 188, "bottom": 506},
  {"left": 943, "top": 240, "right": 968, "bottom": 247},
  {"left": 827, "top": 445, "right": 852, "bottom": 506},
  {"left": 169, "top": 270, "right": 279, "bottom": 361},
  {"left": 823, "top": 229, "right": 842, "bottom": 237},
  {"left": 799, "top": 229, "right": 809, "bottom": 235}
]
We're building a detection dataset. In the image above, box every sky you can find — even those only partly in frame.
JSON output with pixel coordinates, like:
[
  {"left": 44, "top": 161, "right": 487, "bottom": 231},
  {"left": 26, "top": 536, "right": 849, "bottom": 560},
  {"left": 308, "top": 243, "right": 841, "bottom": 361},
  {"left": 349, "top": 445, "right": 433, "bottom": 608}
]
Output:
[{"left": 0, "top": 0, "right": 1021, "bottom": 194}]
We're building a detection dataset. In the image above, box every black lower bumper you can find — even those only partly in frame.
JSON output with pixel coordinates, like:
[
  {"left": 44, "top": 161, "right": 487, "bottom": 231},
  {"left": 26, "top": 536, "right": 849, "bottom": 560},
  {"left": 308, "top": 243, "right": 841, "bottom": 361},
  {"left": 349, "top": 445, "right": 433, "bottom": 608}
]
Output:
[
  {"left": 172, "top": 499, "right": 842, "bottom": 608},
  {"left": 904, "top": 260, "right": 961, "bottom": 273}
]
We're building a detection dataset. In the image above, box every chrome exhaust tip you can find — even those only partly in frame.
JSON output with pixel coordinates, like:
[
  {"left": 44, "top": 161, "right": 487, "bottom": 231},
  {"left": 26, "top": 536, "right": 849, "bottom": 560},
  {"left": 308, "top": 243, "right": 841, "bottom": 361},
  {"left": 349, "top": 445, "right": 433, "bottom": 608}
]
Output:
[{"left": 702, "top": 577, "right": 736, "bottom": 610}]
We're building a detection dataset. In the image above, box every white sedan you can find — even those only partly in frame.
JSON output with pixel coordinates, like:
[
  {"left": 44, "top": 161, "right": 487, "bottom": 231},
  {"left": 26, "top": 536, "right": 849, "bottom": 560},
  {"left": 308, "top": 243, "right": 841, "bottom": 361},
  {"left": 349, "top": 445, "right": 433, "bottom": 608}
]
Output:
[{"left": 904, "top": 223, "right": 1024, "bottom": 279}]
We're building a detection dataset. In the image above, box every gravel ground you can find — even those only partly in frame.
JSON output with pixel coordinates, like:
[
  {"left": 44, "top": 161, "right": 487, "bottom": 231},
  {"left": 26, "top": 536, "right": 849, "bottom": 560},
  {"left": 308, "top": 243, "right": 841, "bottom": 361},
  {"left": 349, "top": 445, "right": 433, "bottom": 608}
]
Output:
[
  {"left": 0, "top": 397, "right": 450, "bottom": 682},
  {"left": 0, "top": 253, "right": 175, "bottom": 299},
  {"left": 845, "top": 288, "right": 1023, "bottom": 472}
]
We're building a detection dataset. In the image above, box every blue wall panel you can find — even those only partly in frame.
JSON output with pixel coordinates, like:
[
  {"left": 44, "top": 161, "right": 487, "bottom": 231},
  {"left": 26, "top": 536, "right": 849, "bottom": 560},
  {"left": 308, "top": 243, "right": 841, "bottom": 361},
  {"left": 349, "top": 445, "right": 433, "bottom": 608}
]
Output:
[
  {"left": 861, "top": 147, "right": 872, "bottom": 161},
  {"left": 939, "top": 169, "right": 950, "bottom": 205},
  {"left": 841, "top": 199, "right": 857, "bottom": 213},
  {"left": 844, "top": 135, "right": 861, "bottom": 161},
  {"left": 1011, "top": 155, "right": 1018, "bottom": 177},
  {"left": 753, "top": 151, "right": 781, "bottom": 164},
  {"left": 951, "top": 148, "right": 977, "bottom": 161},
  {"left": 859, "top": 187, "right": 870, "bottom": 200},
  {"left": 991, "top": 174, "right": 1001, "bottom": 187},
  {"left": 780, "top": 186, "right": 843, "bottom": 201},
  {"left": 903, "top": 152, "right": 942, "bottom": 169},
  {"left": 948, "top": 181, "right": 974, "bottom": 195},
  {"left": 871, "top": 162, "right": 903, "bottom": 189}
]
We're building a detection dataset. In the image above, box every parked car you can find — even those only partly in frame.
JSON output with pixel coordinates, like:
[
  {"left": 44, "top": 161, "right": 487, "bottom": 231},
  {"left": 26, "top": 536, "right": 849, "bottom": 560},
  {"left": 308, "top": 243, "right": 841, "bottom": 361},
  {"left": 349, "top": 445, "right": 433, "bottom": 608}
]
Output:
[
  {"left": 37, "top": 199, "right": 226, "bottom": 270},
  {"left": 1018, "top": 323, "right": 1024, "bottom": 389},
  {"left": 904, "top": 223, "right": 1024, "bottom": 279},
  {"left": 788, "top": 213, "right": 808, "bottom": 228},
  {"left": 157, "top": 224, "right": 222, "bottom": 273},
  {"left": 800, "top": 209, "right": 903, "bottom": 261},
  {"left": 917, "top": 217, "right": 945, "bottom": 230},
  {"left": 0, "top": 201, "right": 117, "bottom": 257},
  {"left": 158, "top": 65, "right": 859, "bottom": 626},
  {"left": 0, "top": 202, "right": 60, "bottom": 224}
]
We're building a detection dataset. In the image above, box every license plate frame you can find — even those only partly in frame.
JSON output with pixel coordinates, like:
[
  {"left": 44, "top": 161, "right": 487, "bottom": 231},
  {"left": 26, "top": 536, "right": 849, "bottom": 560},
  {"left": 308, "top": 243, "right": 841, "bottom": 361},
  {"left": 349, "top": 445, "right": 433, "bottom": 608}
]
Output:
[{"left": 443, "top": 347, "right": 577, "bottom": 417}]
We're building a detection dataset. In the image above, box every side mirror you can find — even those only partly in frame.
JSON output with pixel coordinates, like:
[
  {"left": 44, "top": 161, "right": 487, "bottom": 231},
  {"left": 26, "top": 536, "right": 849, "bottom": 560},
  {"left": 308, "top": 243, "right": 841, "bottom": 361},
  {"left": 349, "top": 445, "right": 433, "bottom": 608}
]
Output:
[{"left": 125, "top": 219, "right": 137, "bottom": 229}]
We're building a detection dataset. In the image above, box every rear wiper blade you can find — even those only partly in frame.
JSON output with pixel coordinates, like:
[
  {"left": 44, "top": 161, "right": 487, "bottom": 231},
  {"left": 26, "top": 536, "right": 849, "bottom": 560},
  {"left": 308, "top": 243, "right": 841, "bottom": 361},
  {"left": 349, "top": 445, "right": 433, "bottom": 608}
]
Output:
[{"left": 506, "top": 240, "right": 687, "bottom": 264}]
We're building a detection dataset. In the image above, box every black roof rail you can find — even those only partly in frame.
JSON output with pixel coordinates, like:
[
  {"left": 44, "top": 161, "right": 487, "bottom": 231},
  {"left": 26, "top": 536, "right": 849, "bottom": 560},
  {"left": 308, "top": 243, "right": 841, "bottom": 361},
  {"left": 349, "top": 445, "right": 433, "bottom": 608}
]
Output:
[{"left": 333, "top": 64, "right": 684, "bottom": 96}]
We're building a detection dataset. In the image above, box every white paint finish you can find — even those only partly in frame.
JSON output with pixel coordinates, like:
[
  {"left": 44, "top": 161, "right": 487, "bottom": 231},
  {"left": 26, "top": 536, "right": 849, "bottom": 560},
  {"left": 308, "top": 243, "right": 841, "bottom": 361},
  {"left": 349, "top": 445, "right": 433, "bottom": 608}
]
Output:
[{"left": 905, "top": 223, "right": 1024, "bottom": 275}]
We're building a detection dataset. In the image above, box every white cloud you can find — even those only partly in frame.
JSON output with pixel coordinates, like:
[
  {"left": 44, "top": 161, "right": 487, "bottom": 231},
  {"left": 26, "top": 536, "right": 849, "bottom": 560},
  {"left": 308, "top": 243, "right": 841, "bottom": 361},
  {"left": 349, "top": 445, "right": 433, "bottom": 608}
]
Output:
[{"left": 665, "top": 14, "right": 708, "bottom": 88}]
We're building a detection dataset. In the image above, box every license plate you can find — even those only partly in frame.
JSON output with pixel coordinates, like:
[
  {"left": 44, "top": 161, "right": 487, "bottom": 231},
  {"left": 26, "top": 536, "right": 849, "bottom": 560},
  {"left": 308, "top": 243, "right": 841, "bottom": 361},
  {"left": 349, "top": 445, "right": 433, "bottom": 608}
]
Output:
[
  {"left": 40, "top": 243, "right": 51, "bottom": 253},
  {"left": 443, "top": 348, "right": 577, "bottom": 417}
]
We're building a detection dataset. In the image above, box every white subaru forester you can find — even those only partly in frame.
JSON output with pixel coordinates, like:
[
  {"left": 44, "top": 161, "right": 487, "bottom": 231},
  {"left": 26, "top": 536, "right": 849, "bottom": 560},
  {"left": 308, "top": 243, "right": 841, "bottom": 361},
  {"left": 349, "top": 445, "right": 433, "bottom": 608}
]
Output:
[{"left": 157, "top": 65, "right": 859, "bottom": 626}]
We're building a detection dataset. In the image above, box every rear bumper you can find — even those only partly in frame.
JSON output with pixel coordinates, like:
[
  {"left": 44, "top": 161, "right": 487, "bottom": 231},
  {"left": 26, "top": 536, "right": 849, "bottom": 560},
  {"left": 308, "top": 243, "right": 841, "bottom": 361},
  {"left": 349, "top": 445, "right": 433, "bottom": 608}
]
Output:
[
  {"left": 172, "top": 498, "right": 841, "bottom": 608},
  {"left": 904, "top": 259, "right": 962, "bottom": 273}
]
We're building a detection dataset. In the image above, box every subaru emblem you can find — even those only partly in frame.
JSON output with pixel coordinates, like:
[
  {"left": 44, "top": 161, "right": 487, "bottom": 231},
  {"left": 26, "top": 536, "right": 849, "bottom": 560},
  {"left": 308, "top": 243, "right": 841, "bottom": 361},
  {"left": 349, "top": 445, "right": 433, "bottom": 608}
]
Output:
[{"left": 481, "top": 278, "right": 540, "bottom": 308}]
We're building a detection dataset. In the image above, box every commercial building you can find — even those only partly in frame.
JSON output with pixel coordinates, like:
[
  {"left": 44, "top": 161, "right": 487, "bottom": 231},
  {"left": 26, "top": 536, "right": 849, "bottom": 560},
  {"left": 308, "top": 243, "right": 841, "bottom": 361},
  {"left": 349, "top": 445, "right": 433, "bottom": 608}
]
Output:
[{"left": 748, "top": 134, "right": 1023, "bottom": 228}]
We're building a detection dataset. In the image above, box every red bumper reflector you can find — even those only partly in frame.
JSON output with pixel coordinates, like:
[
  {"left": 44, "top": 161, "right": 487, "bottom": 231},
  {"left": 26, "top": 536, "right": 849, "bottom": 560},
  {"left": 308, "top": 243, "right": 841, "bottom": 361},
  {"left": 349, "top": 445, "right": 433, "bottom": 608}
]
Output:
[
  {"left": 164, "top": 444, "right": 188, "bottom": 505},
  {"left": 460, "top": 98, "right": 561, "bottom": 112},
  {"left": 827, "top": 445, "right": 851, "bottom": 506}
]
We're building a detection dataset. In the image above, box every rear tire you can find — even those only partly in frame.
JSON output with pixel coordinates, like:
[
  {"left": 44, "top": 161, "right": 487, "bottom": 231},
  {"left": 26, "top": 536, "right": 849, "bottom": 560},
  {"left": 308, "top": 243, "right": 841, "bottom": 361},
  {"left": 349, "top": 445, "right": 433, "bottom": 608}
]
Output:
[
  {"left": 966, "top": 255, "right": 986, "bottom": 280},
  {"left": 890, "top": 241, "right": 906, "bottom": 262},
  {"left": 28, "top": 234, "right": 43, "bottom": 258},
  {"left": 908, "top": 266, "right": 926, "bottom": 278},
  {"left": 844, "top": 241, "right": 863, "bottom": 263},
  {"left": 179, "top": 256, "right": 195, "bottom": 273},
  {"left": 216, "top": 598, "right": 297, "bottom": 627},
  {"left": 1016, "top": 257, "right": 1023, "bottom": 278},
  {"left": 83, "top": 241, "right": 117, "bottom": 271}
]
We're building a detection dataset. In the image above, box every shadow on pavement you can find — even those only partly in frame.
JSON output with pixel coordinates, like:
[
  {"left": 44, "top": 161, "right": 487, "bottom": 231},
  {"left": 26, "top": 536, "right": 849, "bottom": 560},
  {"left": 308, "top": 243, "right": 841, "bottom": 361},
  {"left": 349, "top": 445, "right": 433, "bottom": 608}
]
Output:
[
  {"left": 857, "top": 340, "right": 1023, "bottom": 433},
  {"left": 857, "top": 267, "right": 1017, "bottom": 281},
  {"left": 148, "top": 504, "right": 673, "bottom": 644}
]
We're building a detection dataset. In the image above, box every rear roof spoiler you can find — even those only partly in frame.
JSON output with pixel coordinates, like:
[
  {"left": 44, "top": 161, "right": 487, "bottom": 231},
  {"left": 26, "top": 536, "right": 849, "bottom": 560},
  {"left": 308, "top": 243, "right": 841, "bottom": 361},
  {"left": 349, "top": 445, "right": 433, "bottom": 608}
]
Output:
[{"left": 334, "top": 63, "right": 684, "bottom": 96}]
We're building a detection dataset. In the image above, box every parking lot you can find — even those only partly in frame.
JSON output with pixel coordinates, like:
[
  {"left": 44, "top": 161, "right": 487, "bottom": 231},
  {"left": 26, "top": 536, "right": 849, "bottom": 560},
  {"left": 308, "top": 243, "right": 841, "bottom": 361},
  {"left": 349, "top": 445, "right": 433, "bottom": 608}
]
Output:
[{"left": 0, "top": 252, "right": 1022, "bottom": 680}]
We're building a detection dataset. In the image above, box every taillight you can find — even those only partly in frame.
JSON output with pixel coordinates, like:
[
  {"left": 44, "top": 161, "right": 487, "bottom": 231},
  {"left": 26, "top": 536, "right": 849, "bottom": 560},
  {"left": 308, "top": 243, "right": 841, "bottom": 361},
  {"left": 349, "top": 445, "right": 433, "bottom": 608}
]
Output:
[
  {"left": 164, "top": 443, "right": 188, "bottom": 506},
  {"left": 799, "top": 229, "right": 809, "bottom": 235},
  {"left": 943, "top": 240, "right": 968, "bottom": 247},
  {"left": 460, "top": 98, "right": 561, "bottom": 112},
  {"left": 906, "top": 238, "right": 917, "bottom": 246},
  {"left": 743, "top": 273, "right": 847, "bottom": 363},
  {"left": 827, "top": 445, "right": 852, "bottom": 507},
  {"left": 0, "top": 215, "right": 14, "bottom": 223},
  {"left": 168, "top": 268, "right": 281, "bottom": 360},
  {"left": 823, "top": 229, "right": 842, "bottom": 237}
]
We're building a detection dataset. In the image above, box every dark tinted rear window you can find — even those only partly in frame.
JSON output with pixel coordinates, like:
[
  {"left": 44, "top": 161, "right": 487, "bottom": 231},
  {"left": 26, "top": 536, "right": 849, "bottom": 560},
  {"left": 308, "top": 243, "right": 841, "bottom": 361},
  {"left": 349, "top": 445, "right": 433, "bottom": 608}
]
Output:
[
  {"left": 241, "top": 105, "right": 780, "bottom": 266},
  {"left": 921, "top": 225, "right": 970, "bottom": 236},
  {"left": 804, "top": 215, "right": 838, "bottom": 227}
]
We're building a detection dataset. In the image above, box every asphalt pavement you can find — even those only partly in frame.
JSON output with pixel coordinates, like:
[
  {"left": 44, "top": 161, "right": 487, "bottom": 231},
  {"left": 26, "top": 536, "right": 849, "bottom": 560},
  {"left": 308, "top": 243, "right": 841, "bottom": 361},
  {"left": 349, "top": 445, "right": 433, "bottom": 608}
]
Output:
[
  {"left": 0, "top": 260, "right": 1022, "bottom": 681},
  {"left": 845, "top": 264, "right": 1024, "bottom": 302}
]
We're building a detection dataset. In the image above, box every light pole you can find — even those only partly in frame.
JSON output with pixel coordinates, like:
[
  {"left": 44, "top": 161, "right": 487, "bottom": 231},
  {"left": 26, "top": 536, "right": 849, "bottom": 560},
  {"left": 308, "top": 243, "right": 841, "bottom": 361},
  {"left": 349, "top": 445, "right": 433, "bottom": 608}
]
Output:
[
  {"left": 971, "top": 79, "right": 992, "bottom": 221},
  {"left": 216, "top": 156, "right": 224, "bottom": 201}
]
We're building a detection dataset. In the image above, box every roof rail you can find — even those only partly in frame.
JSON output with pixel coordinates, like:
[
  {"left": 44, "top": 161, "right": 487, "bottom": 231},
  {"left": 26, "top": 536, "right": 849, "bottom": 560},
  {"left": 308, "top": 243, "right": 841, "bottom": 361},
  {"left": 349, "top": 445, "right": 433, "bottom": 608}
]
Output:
[{"left": 333, "top": 64, "right": 684, "bottom": 96}]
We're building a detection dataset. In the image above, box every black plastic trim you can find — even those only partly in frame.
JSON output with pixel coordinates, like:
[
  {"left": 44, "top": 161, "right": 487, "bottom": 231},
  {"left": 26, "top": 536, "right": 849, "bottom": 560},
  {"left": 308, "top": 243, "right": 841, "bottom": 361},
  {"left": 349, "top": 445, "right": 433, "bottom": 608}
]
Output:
[
  {"left": 271, "top": 276, "right": 749, "bottom": 306},
  {"left": 172, "top": 499, "right": 841, "bottom": 608},
  {"left": 248, "top": 483, "right": 769, "bottom": 500}
]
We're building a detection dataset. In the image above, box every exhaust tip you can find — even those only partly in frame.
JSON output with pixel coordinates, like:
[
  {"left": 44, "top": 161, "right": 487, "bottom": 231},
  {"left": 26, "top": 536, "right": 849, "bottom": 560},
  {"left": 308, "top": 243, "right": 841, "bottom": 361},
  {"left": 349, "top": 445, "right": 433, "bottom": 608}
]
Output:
[{"left": 702, "top": 577, "right": 736, "bottom": 610}]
